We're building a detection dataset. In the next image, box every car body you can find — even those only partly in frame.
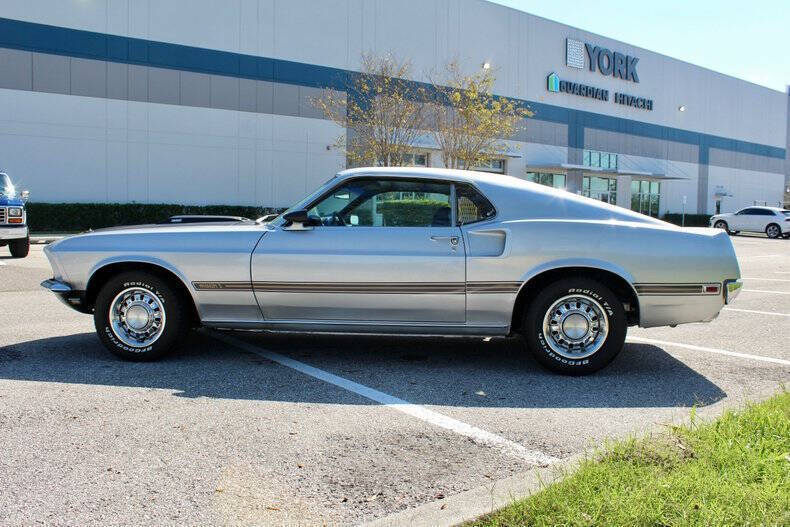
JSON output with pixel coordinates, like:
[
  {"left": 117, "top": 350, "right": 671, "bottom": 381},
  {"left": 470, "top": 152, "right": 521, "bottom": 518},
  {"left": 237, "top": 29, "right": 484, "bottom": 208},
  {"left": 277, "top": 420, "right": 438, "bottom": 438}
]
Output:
[
  {"left": 0, "top": 171, "right": 30, "bottom": 257},
  {"left": 710, "top": 206, "right": 790, "bottom": 239},
  {"left": 41, "top": 167, "right": 743, "bottom": 374}
]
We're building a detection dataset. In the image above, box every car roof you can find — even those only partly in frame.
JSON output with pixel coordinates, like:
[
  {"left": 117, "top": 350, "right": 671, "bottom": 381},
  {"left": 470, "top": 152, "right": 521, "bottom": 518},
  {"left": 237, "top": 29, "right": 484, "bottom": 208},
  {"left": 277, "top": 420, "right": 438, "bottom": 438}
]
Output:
[
  {"left": 738, "top": 206, "right": 785, "bottom": 211},
  {"left": 337, "top": 166, "right": 521, "bottom": 186}
]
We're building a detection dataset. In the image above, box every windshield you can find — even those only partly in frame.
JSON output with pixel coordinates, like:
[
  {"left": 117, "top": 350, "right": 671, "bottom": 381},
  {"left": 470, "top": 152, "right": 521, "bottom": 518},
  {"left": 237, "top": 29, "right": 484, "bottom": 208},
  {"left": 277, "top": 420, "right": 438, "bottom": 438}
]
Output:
[
  {"left": 267, "top": 174, "right": 341, "bottom": 225},
  {"left": 0, "top": 174, "right": 15, "bottom": 198}
]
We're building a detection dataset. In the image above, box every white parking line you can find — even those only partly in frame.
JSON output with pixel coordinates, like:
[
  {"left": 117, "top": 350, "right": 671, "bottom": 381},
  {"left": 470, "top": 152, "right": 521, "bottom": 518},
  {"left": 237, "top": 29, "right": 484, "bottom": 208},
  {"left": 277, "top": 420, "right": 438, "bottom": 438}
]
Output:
[
  {"left": 743, "top": 289, "right": 790, "bottom": 295},
  {"left": 209, "top": 331, "right": 558, "bottom": 467},
  {"left": 627, "top": 336, "right": 790, "bottom": 366},
  {"left": 0, "top": 261, "right": 6, "bottom": 266},
  {"left": 723, "top": 307, "right": 790, "bottom": 318},
  {"left": 738, "top": 255, "right": 781, "bottom": 260},
  {"left": 742, "top": 277, "right": 790, "bottom": 282}
]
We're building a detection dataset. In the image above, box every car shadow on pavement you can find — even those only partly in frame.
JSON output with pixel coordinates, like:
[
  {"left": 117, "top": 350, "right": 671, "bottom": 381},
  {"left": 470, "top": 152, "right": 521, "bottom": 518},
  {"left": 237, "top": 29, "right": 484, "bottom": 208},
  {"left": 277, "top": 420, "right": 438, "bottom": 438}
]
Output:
[{"left": 0, "top": 330, "right": 726, "bottom": 409}]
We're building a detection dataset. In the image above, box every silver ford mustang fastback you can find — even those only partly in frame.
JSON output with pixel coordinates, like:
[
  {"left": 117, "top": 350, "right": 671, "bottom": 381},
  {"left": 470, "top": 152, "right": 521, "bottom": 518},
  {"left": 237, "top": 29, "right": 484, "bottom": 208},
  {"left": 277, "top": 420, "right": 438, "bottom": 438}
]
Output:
[{"left": 42, "top": 167, "right": 742, "bottom": 374}]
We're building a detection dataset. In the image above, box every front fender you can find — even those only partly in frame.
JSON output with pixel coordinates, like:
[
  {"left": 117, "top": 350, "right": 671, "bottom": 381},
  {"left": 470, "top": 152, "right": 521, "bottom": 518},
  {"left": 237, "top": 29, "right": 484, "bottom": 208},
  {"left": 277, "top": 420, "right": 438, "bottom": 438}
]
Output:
[{"left": 86, "top": 255, "right": 200, "bottom": 313}]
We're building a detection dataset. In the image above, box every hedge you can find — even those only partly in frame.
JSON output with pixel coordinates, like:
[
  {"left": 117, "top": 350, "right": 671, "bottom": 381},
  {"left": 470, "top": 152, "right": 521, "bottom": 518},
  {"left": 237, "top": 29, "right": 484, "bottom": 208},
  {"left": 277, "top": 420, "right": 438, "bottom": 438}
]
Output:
[
  {"left": 25, "top": 203, "right": 282, "bottom": 232},
  {"left": 378, "top": 199, "right": 450, "bottom": 226},
  {"left": 661, "top": 213, "right": 712, "bottom": 227}
]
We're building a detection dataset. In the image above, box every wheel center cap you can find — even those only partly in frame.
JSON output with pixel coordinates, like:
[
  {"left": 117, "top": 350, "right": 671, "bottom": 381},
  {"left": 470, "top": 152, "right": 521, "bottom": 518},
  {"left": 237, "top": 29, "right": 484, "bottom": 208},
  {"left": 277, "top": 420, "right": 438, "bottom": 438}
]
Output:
[
  {"left": 562, "top": 313, "right": 590, "bottom": 341},
  {"left": 125, "top": 305, "right": 151, "bottom": 330}
]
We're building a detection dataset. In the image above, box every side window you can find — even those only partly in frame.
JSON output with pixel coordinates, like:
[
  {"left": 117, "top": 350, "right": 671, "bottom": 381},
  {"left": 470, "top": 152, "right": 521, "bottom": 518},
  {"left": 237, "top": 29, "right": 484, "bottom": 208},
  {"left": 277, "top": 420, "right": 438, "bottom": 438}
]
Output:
[
  {"left": 757, "top": 209, "right": 774, "bottom": 216},
  {"left": 737, "top": 208, "right": 756, "bottom": 215},
  {"left": 308, "top": 179, "right": 452, "bottom": 227},
  {"left": 456, "top": 184, "right": 496, "bottom": 225}
]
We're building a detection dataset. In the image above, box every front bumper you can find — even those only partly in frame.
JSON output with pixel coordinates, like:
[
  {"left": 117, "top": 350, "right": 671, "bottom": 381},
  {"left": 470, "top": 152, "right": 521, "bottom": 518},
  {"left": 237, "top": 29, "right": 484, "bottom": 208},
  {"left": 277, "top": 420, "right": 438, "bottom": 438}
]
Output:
[
  {"left": 40, "top": 278, "right": 90, "bottom": 313},
  {"left": 0, "top": 224, "right": 28, "bottom": 241},
  {"left": 724, "top": 279, "right": 743, "bottom": 304}
]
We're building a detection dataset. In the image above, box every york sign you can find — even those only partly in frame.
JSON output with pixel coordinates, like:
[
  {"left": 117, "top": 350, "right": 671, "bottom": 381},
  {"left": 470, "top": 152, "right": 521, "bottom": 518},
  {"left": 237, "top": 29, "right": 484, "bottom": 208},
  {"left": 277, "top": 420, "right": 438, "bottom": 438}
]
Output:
[
  {"left": 585, "top": 44, "right": 639, "bottom": 83},
  {"left": 566, "top": 38, "right": 639, "bottom": 83}
]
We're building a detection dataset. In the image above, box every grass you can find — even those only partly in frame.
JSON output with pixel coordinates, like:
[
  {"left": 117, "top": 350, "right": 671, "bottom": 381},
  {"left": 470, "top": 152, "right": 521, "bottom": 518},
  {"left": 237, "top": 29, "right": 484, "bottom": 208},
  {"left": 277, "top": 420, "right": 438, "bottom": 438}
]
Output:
[{"left": 469, "top": 391, "right": 790, "bottom": 527}]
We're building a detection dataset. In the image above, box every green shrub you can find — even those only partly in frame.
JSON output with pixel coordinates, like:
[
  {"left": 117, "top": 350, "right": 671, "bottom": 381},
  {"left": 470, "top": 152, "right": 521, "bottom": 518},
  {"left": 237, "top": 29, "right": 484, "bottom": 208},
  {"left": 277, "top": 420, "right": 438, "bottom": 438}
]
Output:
[
  {"left": 25, "top": 203, "right": 282, "bottom": 232},
  {"left": 378, "top": 199, "right": 450, "bottom": 227},
  {"left": 662, "top": 213, "right": 712, "bottom": 227}
]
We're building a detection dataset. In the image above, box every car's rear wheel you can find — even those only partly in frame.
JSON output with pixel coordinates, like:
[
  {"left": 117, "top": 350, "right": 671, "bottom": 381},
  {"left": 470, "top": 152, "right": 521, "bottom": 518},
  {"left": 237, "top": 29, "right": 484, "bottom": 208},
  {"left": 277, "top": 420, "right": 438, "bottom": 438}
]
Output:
[
  {"left": 765, "top": 223, "right": 781, "bottom": 239},
  {"left": 522, "top": 278, "right": 627, "bottom": 375},
  {"left": 9, "top": 236, "right": 29, "bottom": 258},
  {"left": 94, "top": 271, "right": 188, "bottom": 361},
  {"left": 713, "top": 220, "right": 732, "bottom": 234}
]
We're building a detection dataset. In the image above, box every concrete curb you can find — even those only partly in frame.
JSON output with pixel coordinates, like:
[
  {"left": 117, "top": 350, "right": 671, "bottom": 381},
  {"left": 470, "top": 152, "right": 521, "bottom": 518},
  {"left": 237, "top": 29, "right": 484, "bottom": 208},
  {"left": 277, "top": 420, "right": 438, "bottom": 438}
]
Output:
[
  {"left": 363, "top": 383, "right": 787, "bottom": 527},
  {"left": 363, "top": 456, "right": 582, "bottom": 527}
]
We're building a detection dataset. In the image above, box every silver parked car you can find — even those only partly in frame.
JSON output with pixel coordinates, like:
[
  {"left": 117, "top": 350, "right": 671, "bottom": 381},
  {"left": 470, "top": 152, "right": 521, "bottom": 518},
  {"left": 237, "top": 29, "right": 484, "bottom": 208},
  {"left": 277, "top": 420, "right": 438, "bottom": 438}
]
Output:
[{"left": 42, "top": 167, "right": 743, "bottom": 374}]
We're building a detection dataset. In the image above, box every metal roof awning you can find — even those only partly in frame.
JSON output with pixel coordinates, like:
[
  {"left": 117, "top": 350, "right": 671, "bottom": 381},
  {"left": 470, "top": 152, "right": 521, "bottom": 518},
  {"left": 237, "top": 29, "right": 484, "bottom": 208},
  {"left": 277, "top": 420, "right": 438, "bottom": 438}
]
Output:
[
  {"left": 524, "top": 163, "right": 688, "bottom": 181},
  {"left": 411, "top": 134, "right": 523, "bottom": 158}
]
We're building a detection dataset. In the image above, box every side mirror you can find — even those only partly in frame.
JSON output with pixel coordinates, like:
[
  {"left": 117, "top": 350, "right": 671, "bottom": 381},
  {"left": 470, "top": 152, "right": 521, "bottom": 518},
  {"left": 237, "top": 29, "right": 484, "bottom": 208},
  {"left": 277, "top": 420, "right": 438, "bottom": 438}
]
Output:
[
  {"left": 282, "top": 210, "right": 318, "bottom": 230},
  {"left": 21, "top": 190, "right": 29, "bottom": 201}
]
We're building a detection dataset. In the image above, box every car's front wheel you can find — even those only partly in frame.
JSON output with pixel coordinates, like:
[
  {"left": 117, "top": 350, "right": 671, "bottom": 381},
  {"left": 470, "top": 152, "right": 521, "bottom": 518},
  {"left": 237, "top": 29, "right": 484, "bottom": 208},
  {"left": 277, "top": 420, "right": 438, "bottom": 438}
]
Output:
[
  {"left": 94, "top": 271, "right": 189, "bottom": 361},
  {"left": 522, "top": 278, "right": 627, "bottom": 375},
  {"left": 713, "top": 220, "right": 732, "bottom": 234},
  {"left": 765, "top": 223, "right": 782, "bottom": 239},
  {"left": 9, "top": 236, "right": 29, "bottom": 258}
]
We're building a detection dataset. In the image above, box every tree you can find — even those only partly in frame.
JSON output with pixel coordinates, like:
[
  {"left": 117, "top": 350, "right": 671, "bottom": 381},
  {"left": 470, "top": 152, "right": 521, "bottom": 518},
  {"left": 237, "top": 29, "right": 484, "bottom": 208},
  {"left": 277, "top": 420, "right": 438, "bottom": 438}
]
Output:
[
  {"left": 311, "top": 53, "right": 428, "bottom": 167},
  {"left": 428, "top": 61, "right": 533, "bottom": 170}
]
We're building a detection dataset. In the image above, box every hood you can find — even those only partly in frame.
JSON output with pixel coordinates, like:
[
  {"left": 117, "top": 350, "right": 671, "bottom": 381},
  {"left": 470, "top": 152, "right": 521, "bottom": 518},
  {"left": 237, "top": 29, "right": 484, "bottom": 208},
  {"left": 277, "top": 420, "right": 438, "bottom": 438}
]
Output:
[
  {"left": 0, "top": 196, "right": 24, "bottom": 207},
  {"left": 83, "top": 218, "right": 255, "bottom": 234}
]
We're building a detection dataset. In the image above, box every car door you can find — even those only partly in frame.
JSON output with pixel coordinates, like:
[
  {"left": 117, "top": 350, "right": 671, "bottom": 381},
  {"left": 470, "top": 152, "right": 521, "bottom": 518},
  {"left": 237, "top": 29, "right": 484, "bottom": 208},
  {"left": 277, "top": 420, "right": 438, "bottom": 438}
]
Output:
[
  {"left": 731, "top": 208, "right": 754, "bottom": 231},
  {"left": 250, "top": 177, "right": 466, "bottom": 323},
  {"left": 754, "top": 208, "right": 775, "bottom": 232}
]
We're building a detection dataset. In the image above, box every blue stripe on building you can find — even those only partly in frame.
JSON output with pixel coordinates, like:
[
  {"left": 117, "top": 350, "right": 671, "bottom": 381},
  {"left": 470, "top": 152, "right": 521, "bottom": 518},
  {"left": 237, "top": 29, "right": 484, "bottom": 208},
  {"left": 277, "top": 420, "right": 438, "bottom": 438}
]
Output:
[{"left": 0, "top": 16, "right": 784, "bottom": 161}]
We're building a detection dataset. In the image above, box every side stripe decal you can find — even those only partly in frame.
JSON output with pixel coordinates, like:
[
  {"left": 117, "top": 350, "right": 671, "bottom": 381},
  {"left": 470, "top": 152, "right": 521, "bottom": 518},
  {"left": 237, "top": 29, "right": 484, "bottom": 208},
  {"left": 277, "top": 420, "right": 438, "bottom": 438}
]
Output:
[
  {"left": 634, "top": 283, "right": 721, "bottom": 295},
  {"left": 192, "top": 281, "right": 523, "bottom": 294}
]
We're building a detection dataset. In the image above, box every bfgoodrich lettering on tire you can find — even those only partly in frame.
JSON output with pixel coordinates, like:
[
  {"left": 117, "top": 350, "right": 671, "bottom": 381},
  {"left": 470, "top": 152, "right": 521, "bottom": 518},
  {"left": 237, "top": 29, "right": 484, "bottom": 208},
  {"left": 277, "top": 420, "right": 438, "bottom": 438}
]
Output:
[
  {"left": 94, "top": 271, "right": 189, "bottom": 361},
  {"left": 523, "top": 278, "right": 627, "bottom": 375}
]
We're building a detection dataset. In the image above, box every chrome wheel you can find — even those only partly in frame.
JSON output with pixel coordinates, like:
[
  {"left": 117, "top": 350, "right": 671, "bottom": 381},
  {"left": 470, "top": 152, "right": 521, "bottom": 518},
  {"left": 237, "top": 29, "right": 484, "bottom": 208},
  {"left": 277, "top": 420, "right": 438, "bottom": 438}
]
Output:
[
  {"left": 542, "top": 294, "right": 609, "bottom": 360},
  {"left": 714, "top": 221, "right": 728, "bottom": 231},
  {"left": 766, "top": 224, "right": 780, "bottom": 239},
  {"left": 109, "top": 287, "right": 166, "bottom": 348}
]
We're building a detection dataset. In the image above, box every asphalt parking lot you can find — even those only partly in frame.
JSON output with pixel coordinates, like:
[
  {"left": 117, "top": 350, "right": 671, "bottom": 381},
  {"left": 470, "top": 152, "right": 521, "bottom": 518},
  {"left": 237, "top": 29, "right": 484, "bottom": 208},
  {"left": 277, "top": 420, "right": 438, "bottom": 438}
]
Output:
[{"left": 1, "top": 235, "right": 789, "bottom": 526}]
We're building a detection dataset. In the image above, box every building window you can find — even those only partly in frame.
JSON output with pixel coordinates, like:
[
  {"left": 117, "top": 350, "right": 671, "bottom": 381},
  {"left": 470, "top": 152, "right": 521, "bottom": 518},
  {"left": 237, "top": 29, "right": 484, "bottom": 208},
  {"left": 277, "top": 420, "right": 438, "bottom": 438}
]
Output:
[
  {"left": 630, "top": 180, "right": 661, "bottom": 217},
  {"left": 403, "top": 152, "right": 429, "bottom": 167},
  {"left": 583, "top": 149, "right": 618, "bottom": 171},
  {"left": 526, "top": 172, "right": 566, "bottom": 189},
  {"left": 583, "top": 176, "right": 617, "bottom": 205},
  {"left": 460, "top": 159, "right": 506, "bottom": 173}
]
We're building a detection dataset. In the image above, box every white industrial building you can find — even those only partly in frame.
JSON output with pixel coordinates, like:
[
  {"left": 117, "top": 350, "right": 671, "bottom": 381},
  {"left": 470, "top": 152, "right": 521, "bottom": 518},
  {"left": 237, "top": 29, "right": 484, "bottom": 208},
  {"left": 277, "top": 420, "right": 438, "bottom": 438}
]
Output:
[{"left": 0, "top": 0, "right": 787, "bottom": 216}]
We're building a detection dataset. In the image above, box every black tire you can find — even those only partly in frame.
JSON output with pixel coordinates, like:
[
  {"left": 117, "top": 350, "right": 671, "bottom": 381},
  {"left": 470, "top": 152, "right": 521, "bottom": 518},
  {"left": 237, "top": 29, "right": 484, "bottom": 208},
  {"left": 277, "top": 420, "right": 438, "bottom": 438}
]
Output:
[
  {"left": 8, "top": 236, "right": 29, "bottom": 258},
  {"left": 93, "top": 271, "right": 189, "bottom": 361},
  {"left": 765, "top": 223, "right": 782, "bottom": 239},
  {"left": 522, "top": 278, "right": 627, "bottom": 375},
  {"left": 713, "top": 220, "right": 732, "bottom": 235}
]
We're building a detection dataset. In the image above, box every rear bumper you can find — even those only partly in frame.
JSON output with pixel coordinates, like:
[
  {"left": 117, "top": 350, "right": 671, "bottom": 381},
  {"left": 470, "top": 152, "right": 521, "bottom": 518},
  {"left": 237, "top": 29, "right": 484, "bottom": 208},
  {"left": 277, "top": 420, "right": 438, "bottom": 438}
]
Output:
[
  {"left": 40, "top": 278, "right": 90, "bottom": 314},
  {"left": 0, "top": 225, "right": 28, "bottom": 241}
]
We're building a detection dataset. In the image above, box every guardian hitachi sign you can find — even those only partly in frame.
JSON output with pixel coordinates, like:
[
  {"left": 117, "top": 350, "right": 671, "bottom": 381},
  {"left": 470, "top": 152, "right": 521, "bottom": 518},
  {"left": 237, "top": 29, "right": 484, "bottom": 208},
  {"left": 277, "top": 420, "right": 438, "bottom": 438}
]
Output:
[{"left": 566, "top": 38, "right": 640, "bottom": 83}]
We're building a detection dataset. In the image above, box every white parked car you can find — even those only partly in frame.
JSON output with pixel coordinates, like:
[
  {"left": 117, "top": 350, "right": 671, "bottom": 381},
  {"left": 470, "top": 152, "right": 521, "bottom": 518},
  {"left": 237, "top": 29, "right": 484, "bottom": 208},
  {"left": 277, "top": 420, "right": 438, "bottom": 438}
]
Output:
[{"left": 710, "top": 207, "right": 790, "bottom": 239}]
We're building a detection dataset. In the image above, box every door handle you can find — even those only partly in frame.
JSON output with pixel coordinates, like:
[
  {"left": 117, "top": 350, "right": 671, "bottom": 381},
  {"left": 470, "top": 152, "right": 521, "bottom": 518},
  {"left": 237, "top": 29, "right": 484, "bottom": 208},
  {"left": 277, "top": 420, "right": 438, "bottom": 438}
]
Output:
[{"left": 431, "top": 235, "right": 459, "bottom": 246}]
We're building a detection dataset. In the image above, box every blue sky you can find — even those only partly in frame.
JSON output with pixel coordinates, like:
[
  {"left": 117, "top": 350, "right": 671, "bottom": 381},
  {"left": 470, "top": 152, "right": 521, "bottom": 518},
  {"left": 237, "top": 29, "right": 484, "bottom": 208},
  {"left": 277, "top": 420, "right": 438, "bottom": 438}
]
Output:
[{"left": 491, "top": 0, "right": 789, "bottom": 93}]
